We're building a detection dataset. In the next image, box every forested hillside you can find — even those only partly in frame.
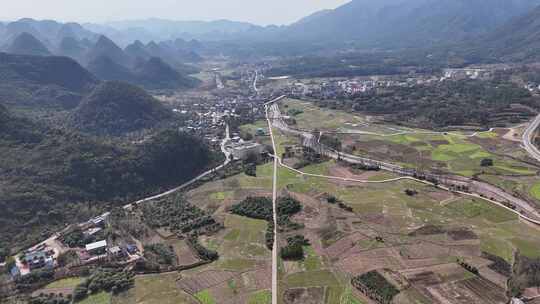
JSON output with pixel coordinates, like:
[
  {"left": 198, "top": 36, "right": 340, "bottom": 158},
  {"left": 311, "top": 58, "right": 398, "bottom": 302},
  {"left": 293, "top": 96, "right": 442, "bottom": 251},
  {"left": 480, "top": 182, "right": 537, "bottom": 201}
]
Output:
[
  {"left": 70, "top": 81, "right": 173, "bottom": 136},
  {"left": 474, "top": 5, "right": 540, "bottom": 62},
  {"left": 0, "top": 52, "right": 98, "bottom": 109},
  {"left": 0, "top": 105, "right": 221, "bottom": 254},
  {"left": 261, "top": 0, "right": 540, "bottom": 48}
]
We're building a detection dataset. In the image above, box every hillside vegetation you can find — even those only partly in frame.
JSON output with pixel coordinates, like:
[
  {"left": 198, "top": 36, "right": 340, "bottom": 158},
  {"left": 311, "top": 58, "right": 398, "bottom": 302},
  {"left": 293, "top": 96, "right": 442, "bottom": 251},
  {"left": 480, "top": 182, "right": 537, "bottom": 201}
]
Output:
[
  {"left": 70, "top": 81, "right": 173, "bottom": 136},
  {"left": 316, "top": 79, "right": 540, "bottom": 128},
  {"left": 0, "top": 52, "right": 98, "bottom": 109},
  {"left": 0, "top": 105, "right": 220, "bottom": 254}
]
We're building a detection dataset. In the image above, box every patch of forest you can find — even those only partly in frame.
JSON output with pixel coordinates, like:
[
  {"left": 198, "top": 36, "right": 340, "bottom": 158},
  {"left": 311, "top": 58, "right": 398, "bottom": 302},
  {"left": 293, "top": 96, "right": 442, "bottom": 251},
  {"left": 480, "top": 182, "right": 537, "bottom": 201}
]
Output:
[
  {"left": 141, "top": 195, "right": 222, "bottom": 236},
  {"left": 229, "top": 196, "right": 303, "bottom": 250},
  {"left": 0, "top": 106, "right": 221, "bottom": 258},
  {"left": 315, "top": 79, "right": 539, "bottom": 128}
]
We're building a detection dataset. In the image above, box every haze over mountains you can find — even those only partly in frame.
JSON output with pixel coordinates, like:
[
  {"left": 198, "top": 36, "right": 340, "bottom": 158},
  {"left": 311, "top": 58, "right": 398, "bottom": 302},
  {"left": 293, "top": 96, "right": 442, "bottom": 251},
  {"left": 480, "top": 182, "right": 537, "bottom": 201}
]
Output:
[
  {"left": 0, "top": 50, "right": 218, "bottom": 249},
  {"left": 3, "top": 0, "right": 540, "bottom": 65},
  {"left": 275, "top": 0, "right": 540, "bottom": 47},
  {"left": 84, "top": 18, "right": 257, "bottom": 45},
  {"left": 472, "top": 5, "right": 540, "bottom": 62},
  {"left": 0, "top": 19, "right": 202, "bottom": 90}
]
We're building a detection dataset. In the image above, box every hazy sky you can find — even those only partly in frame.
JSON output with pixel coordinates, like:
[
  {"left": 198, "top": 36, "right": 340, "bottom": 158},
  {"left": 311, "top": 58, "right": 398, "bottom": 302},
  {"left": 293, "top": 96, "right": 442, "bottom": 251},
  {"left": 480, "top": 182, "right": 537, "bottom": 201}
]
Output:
[{"left": 0, "top": 0, "right": 350, "bottom": 25}]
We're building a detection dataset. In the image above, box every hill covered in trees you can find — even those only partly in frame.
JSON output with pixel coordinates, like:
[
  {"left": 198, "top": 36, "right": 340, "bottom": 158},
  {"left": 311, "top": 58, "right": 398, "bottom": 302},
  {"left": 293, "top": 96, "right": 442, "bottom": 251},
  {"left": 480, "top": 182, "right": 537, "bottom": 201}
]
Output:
[
  {"left": 0, "top": 52, "right": 98, "bottom": 109},
  {"left": 472, "top": 5, "right": 540, "bottom": 62},
  {"left": 70, "top": 81, "right": 173, "bottom": 136},
  {"left": 0, "top": 104, "right": 221, "bottom": 255},
  {"left": 242, "top": 0, "right": 540, "bottom": 49},
  {"left": 316, "top": 79, "right": 540, "bottom": 129}
]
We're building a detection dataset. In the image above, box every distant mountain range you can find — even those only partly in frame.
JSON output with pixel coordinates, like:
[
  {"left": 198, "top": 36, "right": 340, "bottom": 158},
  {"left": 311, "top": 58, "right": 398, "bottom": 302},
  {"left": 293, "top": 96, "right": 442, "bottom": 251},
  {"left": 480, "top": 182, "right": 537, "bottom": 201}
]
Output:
[
  {"left": 74, "top": 1, "right": 540, "bottom": 60},
  {"left": 84, "top": 18, "right": 258, "bottom": 45},
  {"left": 0, "top": 24, "right": 220, "bottom": 255},
  {"left": 262, "top": 0, "right": 540, "bottom": 48},
  {"left": 471, "top": 5, "right": 540, "bottom": 62},
  {"left": 0, "top": 19, "right": 202, "bottom": 90},
  {"left": 6, "top": 31, "right": 51, "bottom": 56},
  {"left": 0, "top": 52, "right": 98, "bottom": 109},
  {"left": 3, "top": 0, "right": 540, "bottom": 67}
]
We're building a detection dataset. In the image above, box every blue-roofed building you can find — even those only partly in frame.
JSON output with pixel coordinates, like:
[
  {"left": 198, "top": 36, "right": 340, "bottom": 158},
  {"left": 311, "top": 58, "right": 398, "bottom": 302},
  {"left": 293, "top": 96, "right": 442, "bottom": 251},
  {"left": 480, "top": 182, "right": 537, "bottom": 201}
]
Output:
[
  {"left": 23, "top": 250, "right": 54, "bottom": 271},
  {"left": 10, "top": 265, "right": 20, "bottom": 278},
  {"left": 126, "top": 244, "right": 138, "bottom": 254}
]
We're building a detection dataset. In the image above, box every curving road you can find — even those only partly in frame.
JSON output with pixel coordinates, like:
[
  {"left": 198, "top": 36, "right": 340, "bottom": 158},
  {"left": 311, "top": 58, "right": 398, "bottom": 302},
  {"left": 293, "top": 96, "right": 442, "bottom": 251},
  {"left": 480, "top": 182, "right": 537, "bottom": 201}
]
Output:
[
  {"left": 253, "top": 70, "right": 260, "bottom": 94},
  {"left": 267, "top": 98, "right": 540, "bottom": 223},
  {"left": 522, "top": 114, "right": 540, "bottom": 162},
  {"left": 125, "top": 125, "right": 232, "bottom": 208}
]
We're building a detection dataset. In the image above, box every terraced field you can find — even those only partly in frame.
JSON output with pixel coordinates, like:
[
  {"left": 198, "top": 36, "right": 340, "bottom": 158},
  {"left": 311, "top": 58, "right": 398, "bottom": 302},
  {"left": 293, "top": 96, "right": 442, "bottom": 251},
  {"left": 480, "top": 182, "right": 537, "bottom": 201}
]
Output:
[
  {"left": 83, "top": 108, "right": 540, "bottom": 304},
  {"left": 113, "top": 273, "right": 196, "bottom": 304},
  {"left": 265, "top": 121, "right": 540, "bottom": 303}
]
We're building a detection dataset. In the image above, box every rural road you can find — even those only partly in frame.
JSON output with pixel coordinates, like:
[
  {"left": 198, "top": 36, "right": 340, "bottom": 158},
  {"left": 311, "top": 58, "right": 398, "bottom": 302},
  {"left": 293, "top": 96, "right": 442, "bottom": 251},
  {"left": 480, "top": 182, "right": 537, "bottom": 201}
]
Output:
[
  {"left": 253, "top": 70, "right": 260, "bottom": 94},
  {"left": 522, "top": 113, "right": 540, "bottom": 162},
  {"left": 267, "top": 99, "right": 540, "bottom": 223},
  {"left": 265, "top": 96, "right": 286, "bottom": 304},
  {"left": 215, "top": 72, "right": 225, "bottom": 89},
  {"left": 126, "top": 125, "right": 231, "bottom": 207}
]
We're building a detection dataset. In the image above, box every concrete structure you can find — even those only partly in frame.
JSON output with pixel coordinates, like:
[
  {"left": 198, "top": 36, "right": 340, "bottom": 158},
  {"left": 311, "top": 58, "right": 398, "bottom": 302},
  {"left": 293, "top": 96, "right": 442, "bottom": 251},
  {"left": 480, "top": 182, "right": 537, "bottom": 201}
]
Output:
[
  {"left": 108, "top": 246, "right": 125, "bottom": 258},
  {"left": 84, "top": 227, "right": 102, "bottom": 236},
  {"left": 230, "top": 141, "right": 265, "bottom": 160},
  {"left": 126, "top": 244, "right": 138, "bottom": 254},
  {"left": 23, "top": 250, "right": 54, "bottom": 271},
  {"left": 86, "top": 240, "right": 107, "bottom": 255}
]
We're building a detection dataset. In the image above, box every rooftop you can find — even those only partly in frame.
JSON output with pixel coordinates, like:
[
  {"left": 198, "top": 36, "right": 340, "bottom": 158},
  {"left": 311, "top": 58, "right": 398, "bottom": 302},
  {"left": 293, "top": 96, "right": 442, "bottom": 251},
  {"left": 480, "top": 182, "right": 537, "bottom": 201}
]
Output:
[{"left": 86, "top": 240, "right": 107, "bottom": 251}]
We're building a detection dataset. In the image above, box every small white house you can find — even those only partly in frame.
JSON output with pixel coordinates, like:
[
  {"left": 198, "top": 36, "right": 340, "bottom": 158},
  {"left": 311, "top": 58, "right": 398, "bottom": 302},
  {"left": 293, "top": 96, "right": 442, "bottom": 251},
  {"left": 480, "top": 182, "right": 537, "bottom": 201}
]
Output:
[{"left": 86, "top": 240, "right": 107, "bottom": 255}]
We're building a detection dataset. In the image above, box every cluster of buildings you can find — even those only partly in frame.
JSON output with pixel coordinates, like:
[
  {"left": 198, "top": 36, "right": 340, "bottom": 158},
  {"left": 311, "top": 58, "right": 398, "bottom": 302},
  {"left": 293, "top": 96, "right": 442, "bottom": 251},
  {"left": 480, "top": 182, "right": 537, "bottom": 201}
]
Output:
[
  {"left": 10, "top": 212, "right": 140, "bottom": 279},
  {"left": 83, "top": 240, "right": 138, "bottom": 259},
  {"left": 225, "top": 136, "right": 265, "bottom": 160},
  {"left": 441, "top": 68, "right": 492, "bottom": 81},
  {"left": 166, "top": 93, "right": 267, "bottom": 148},
  {"left": 11, "top": 243, "right": 58, "bottom": 277},
  {"left": 288, "top": 76, "right": 436, "bottom": 99},
  {"left": 267, "top": 67, "right": 499, "bottom": 101},
  {"left": 525, "top": 82, "right": 540, "bottom": 93},
  {"left": 77, "top": 213, "right": 139, "bottom": 262}
]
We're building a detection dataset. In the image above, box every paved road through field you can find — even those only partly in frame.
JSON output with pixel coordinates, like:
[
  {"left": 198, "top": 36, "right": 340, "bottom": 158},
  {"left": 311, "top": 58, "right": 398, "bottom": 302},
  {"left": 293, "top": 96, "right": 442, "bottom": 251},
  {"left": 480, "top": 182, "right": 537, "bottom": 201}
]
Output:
[
  {"left": 265, "top": 96, "right": 284, "bottom": 304},
  {"left": 268, "top": 99, "right": 540, "bottom": 223},
  {"left": 522, "top": 113, "right": 540, "bottom": 162},
  {"left": 126, "top": 124, "right": 231, "bottom": 208}
]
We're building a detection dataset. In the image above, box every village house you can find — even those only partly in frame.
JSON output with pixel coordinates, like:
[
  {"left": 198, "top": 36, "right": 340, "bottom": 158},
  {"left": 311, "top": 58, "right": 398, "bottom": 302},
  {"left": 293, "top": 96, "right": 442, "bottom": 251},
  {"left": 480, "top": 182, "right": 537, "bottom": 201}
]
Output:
[{"left": 85, "top": 240, "right": 107, "bottom": 256}]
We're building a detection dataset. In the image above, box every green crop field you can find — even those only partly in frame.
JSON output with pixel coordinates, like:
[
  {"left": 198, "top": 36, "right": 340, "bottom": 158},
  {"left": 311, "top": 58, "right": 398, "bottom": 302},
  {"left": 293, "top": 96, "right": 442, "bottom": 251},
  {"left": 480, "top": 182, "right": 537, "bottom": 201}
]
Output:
[
  {"left": 339, "top": 287, "right": 365, "bottom": 304},
  {"left": 281, "top": 98, "right": 364, "bottom": 131},
  {"left": 248, "top": 290, "right": 272, "bottom": 304},
  {"left": 511, "top": 238, "right": 540, "bottom": 258},
  {"left": 46, "top": 277, "right": 84, "bottom": 289},
  {"left": 112, "top": 273, "right": 194, "bottom": 304},
  {"left": 222, "top": 214, "right": 270, "bottom": 258},
  {"left": 219, "top": 258, "right": 258, "bottom": 271},
  {"left": 79, "top": 292, "right": 111, "bottom": 304},
  {"left": 194, "top": 290, "right": 216, "bottom": 304},
  {"left": 285, "top": 270, "right": 340, "bottom": 288},
  {"left": 210, "top": 191, "right": 234, "bottom": 201},
  {"left": 530, "top": 181, "right": 540, "bottom": 200},
  {"left": 300, "top": 246, "right": 322, "bottom": 271},
  {"left": 444, "top": 199, "right": 518, "bottom": 223}
]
